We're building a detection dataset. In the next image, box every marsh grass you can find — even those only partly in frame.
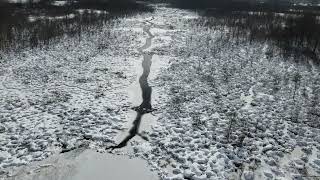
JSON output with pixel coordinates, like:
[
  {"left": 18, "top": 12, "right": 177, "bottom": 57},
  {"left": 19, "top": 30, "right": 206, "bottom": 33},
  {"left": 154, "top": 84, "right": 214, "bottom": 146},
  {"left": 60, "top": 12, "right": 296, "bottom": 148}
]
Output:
[
  {"left": 201, "top": 10, "right": 320, "bottom": 60},
  {"left": 170, "top": 0, "right": 320, "bottom": 61},
  {"left": 0, "top": 1, "right": 153, "bottom": 51}
]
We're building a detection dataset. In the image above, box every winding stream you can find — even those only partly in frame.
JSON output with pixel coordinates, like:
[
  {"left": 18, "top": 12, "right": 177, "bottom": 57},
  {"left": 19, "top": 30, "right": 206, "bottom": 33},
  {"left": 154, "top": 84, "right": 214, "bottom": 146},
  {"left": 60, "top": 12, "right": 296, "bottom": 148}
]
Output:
[{"left": 107, "top": 23, "right": 155, "bottom": 150}]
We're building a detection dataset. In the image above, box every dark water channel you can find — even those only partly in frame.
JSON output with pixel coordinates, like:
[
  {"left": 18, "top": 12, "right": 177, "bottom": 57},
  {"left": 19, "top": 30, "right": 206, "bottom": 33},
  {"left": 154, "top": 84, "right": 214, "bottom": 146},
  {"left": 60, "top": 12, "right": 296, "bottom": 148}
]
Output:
[{"left": 107, "top": 24, "right": 154, "bottom": 150}]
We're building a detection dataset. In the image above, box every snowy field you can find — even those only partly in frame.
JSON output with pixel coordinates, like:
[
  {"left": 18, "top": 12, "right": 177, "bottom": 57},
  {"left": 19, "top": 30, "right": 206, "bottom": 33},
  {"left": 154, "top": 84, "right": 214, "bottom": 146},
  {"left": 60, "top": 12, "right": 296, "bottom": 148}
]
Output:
[
  {"left": 0, "top": 12, "right": 148, "bottom": 172},
  {"left": 142, "top": 6, "right": 320, "bottom": 180},
  {"left": 1, "top": 3, "right": 320, "bottom": 180}
]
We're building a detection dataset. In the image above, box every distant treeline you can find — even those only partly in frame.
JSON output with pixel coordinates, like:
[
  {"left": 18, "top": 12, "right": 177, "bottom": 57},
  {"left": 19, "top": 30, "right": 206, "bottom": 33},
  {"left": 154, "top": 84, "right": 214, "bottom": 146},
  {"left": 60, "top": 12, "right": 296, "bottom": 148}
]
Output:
[
  {"left": 204, "top": 11, "right": 319, "bottom": 58},
  {"left": 0, "top": 0, "right": 153, "bottom": 51},
  {"left": 0, "top": 0, "right": 136, "bottom": 5},
  {"left": 169, "top": 0, "right": 319, "bottom": 10},
  {"left": 169, "top": 0, "right": 320, "bottom": 60}
]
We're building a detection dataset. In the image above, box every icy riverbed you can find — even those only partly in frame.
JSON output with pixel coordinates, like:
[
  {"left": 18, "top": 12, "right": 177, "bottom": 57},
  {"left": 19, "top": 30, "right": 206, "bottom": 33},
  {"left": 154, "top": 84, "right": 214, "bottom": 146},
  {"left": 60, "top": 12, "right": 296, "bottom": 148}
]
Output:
[{"left": 3, "top": 149, "right": 158, "bottom": 180}]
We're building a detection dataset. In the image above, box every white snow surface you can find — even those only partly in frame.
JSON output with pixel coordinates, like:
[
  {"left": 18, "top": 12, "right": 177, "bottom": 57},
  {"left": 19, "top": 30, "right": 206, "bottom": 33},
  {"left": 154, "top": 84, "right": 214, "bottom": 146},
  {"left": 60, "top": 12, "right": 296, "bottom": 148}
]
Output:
[
  {"left": 0, "top": 14, "right": 147, "bottom": 174},
  {"left": 132, "top": 5, "right": 320, "bottom": 180},
  {"left": 1, "top": 4, "right": 320, "bottom": 180},
  {"left": 27, "top": 14, "right": 76, "bottom": 22},
  {"left": 75, "top": 9, "right": 109, "bottom": 15},
  {"left": 51, "top": 1, "right": 68, "bottom": 6}
]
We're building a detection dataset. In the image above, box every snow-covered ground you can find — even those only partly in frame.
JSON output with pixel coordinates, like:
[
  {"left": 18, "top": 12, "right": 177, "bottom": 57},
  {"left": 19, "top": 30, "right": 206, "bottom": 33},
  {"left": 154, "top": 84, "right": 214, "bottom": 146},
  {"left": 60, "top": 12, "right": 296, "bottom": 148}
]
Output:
[
  {"left": 51, "top": 1, "right": 68, "bottom": 7},
  {"left": 139, "top": 6, "right": 320, "bottom": 180},
  {"left": 1, "top": 3, "right": 320, "bottom": 180},
  {"left": 0, "top": 11, "right": 150, "bottom": 175}
]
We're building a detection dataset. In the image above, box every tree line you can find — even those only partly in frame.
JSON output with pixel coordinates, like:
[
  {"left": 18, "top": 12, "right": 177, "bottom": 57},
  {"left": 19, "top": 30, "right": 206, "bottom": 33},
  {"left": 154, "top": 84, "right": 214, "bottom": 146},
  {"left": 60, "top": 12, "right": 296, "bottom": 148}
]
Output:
[
  {"left": 170, "top": 0, "right": 320, "bottom": 61},
  {"left": 0, "top": 0, "right": 152, "bottom": 51}
]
